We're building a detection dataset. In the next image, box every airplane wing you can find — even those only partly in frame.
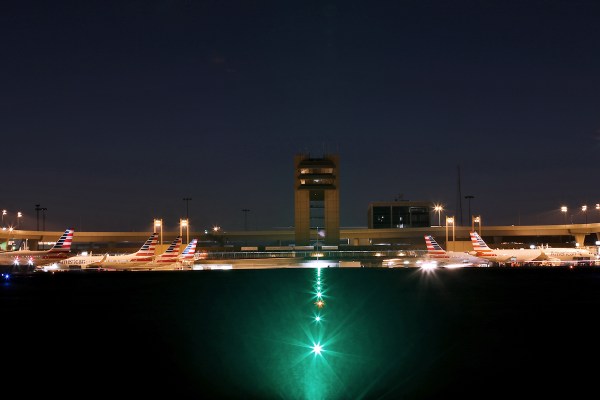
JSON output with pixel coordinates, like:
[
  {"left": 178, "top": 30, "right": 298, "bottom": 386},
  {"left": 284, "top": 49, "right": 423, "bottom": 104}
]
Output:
[{"left": 87, "top": 254, "right": 108, "bottom": 267}]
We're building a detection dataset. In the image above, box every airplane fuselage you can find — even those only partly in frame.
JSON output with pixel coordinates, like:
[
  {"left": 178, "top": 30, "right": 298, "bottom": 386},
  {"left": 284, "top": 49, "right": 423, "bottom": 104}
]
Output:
[{"left": 0, "top": 250, "right": 71, "bottom": 266}]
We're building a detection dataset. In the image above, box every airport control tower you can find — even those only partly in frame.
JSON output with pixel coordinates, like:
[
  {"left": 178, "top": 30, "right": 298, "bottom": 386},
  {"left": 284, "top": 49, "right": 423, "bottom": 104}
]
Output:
[{"left": 294, "top": 153, "right": 340, "bottom": 246}]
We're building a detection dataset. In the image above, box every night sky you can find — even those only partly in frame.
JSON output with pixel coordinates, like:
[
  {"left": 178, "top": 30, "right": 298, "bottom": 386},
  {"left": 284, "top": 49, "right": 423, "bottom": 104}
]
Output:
[{"left": 2, "top": 0, "right": 599, "bottom": 233}]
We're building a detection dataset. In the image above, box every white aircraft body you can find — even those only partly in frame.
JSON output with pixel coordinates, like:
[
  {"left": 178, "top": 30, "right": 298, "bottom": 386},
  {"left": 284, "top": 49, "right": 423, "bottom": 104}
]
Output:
[
  {"left": 0, "top": 229, "right": 75, "bottom": 267},
  {"left": 538, "top": 245, "right": 593, "bottom": 263},
  {"left": 424, "top": 235, "right": 489, "bottom": 267},
  {"left": 469, "top": 231, "right": 544, "bottom": 264},
  {"left": 90, "top": 233, "right": 159, "bottom": 271},
  {"left": 37, "top": 252, "right": 108, "bottom": 272},
  {"left": 129, "top": 237, "right": 199, "bottom": 271}
]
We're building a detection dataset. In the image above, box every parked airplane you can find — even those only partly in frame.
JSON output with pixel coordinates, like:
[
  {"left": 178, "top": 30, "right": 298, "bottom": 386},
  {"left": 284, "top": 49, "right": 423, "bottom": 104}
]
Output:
[
  {"left": 533, "top": 244, "right": 594, "bottom": 266},
  {"left": 469, "top": 231, "right": 544, "bottom": 264},
  {"left": 0, "top": 228, "right": 74, "bottom": 267},
  {"left": 122, "top": 237, "right": 199, "bottom": 271},
  {"left": 89, "top": 232, "right": 159, "bottom": 270},
  {"left": 179, "top": 239, "right": 198, "bottom": 264},
  {"left": 175, "top": 238, "right": 198, "bottom": 267},
  {"left": 424, "top": 235, "right": 488, "bottom": 267},
  {"left": 37, "top": 252, "right": 109, "bottom": 272},
  {"left": 130, "top": 235, "right": 182, "bottom": 270}
]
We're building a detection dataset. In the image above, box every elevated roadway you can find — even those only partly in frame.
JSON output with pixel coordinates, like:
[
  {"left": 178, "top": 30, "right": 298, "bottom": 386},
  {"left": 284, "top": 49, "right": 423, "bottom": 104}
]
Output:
[{"left": 2, "top": 223, "right": 600, "bottom": 252}]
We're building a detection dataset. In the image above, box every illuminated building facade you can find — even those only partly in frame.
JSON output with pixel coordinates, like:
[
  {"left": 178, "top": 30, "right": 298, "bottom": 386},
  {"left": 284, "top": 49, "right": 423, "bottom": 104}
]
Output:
[
  {"left": 368, "top": 201, "right": 433, "bottom": 229},
  {"left": 294, "top": 154, "right": 340, "bottom": 246}
]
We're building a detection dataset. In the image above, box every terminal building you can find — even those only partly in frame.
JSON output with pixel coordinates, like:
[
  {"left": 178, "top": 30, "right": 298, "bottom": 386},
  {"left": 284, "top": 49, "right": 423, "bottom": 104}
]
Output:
[
  {"left": 1, "top": 153, "right": 600, "bottom": 253},
  {"left": 368, "top": 201, "right": 433, "bottom": 229}
]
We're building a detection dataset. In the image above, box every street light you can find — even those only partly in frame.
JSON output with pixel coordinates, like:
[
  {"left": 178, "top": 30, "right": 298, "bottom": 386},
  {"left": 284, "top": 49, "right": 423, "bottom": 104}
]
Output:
[
  {"left": 445, "top": 216, "right": 455, "bottom": 250},
  {"left": 561, "top": 206, "right": 568, "bottom": 225},
  {"left": 17, "top": 212, "right": 22, "bottom": 229},
  {"left": 180, "top": 218, "right": 189, "bottom": 244},
  {"left": 154, "top": 218, "right": 163, "bottom": 245},
  {"left": 1, "top": 209, "right": 6, "bottom": 227},
  {"left": 582, "top": 205, "right": 588, "bottom": 224},
  {"left": 433, "top": 205, "right": 443, "bottom": 227}
]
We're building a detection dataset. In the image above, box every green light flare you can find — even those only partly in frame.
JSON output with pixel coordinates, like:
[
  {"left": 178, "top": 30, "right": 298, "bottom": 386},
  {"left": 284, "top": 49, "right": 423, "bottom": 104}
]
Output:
[{"left": 312, "top": 342, "right": 323, "bottom": 355}]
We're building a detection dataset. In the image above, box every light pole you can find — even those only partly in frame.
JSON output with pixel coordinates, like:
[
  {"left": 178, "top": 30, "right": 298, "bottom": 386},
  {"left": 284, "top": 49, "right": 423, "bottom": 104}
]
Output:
[
  {"left": 41, "top": 208, "right": 47, "bottom": 231},
  {"left": 464, "top": 195, "right": 474, "bottom": 226},
  {"left": 472, "top": 215, "right": 481, "bottom": 234},
  {"left": 35, "top": 204, "right": 42, "bottom": 230},
  {"left": 183, "top": 198, "right": 192, "bottom": 220},
  {"left": 154, "top": 218, "right": 163, "bottom": 245},
  {"left": 242, "top": 209, "right": 250, "bottom": 231},
  {"left": 1, "top": 209, "right": 6, "bottom": 227},
  {"left": 434, "top": 205, "right": 443, "bottom": 227},
  {"left": 17, "top": 212, "right": 22, "bottom": 229},
  {"left": 561, "top": 206, "right": 568, "bottom": 225},
  {"left": 445, "top": 216, "right": 455, "bottom": 250},
  {"left": 180, "top": 218, "right": 189, "bottom": 244},
  {"left": 582, "top": 205, "right": 588, "bottom": 224}
]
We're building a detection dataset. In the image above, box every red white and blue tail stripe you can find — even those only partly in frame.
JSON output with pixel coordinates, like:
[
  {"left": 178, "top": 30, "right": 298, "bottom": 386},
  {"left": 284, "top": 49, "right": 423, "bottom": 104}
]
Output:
[
  {"left": 155, "top": 236, "right": 182, "bottom": 263},
  {"left": 179, "top": 238, "right": 198, "bottom": 261},
  {"left": 470, "top": 231, "right": 497, "bottom": 257},
  {"left": 48, "top": 229, "right": 75, "bottom": 253},
  {"left": 131, "top": 232, "right": 159, "bottom": 262},
  {"left": 424, "top": 235, "right": 449, "bottom": 259}
]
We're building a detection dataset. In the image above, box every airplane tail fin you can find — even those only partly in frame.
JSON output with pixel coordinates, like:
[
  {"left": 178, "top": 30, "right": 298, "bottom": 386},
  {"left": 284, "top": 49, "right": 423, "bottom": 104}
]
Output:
[
  {"left": 155, "top": 236, "right": 182, "bottom": 263},
  {"left": 179, "top": 238, "right": 198, "bottom": 261},
  {"left": 48, "top": 229, "right": 75, "bottom": 253},
  {"left": 424, "top": 235, "right": 447, "bottom": 258},
  {"left": 470, "top": 231, "right": 497, "bottom": 258},
  {"left": 470, "top": 231, "right": 492, "bottom": 251},
  {"left": 131, "top": 232, "right": 159, "bottom": 262}
]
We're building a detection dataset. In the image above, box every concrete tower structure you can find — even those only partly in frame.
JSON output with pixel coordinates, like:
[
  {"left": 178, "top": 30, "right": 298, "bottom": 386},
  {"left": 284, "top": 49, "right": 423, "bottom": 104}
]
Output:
[{"left": 294, "top": 153, "right": 340, "bottom": 246}]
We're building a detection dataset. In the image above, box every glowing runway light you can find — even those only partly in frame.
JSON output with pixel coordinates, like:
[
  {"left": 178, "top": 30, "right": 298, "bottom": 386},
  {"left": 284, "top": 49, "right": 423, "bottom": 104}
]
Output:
[
  {"left": 315, "top": 315, "right": 321, "bottom": 322},
  {"left": 315, "top": 299, "right": 325, "bottom": 308},
  {"left": 312, "top": 343, "right": 323, "bottom": 355},
  {"left": 316, "top": 291, "right": 322, "bottom": 298}
]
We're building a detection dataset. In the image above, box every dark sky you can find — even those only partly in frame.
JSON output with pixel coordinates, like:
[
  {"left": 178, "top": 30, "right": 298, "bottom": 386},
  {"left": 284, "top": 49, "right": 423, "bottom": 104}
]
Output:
[{"left": 2, "top": 0, "right": 599, "bottom": 232}]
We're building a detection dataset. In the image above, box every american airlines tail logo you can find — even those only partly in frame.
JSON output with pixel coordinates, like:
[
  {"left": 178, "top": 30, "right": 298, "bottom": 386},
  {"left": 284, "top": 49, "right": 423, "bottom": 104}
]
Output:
[
  {"left": 424, "top": 235, "right": 449, "bottom": 259},
  {"left": 156, "top": 236, "right": 182, "bottom": 263},
  {"left": 48, "top": 229, "right": 74, "bottom": 253},
  {"left": 180, "top": 239, "right": 198, "bottom": 260},
  {"left": 132, "top": 233, "right": 159, "bottom": 261},
  {"left": 470, "top": 232, "right": 497, "bottom": 256}
]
